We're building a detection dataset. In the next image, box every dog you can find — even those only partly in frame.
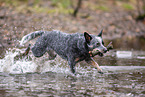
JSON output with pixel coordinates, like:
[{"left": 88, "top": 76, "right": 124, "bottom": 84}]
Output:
[{"left": 19, "top": 30, "right": 108, "bottom": 74}]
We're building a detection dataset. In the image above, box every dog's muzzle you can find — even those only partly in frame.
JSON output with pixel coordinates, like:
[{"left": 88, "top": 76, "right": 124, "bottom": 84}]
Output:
[
  {"left": 89, "top": 48, "right": 104, "bottom": 57},
  {"left": 89, "top": 42, "right": 113, "bottom": 57}
]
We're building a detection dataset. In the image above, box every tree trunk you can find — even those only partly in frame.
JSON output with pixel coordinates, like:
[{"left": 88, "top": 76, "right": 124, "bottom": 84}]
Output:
[{"left": 73, "top": 0, "right": 82, "bottom": 17}]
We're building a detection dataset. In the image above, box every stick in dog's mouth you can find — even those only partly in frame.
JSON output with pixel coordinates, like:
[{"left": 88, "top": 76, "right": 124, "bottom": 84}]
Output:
[{"left": 89, "top": 42, "right": 113, "bottom": 57}]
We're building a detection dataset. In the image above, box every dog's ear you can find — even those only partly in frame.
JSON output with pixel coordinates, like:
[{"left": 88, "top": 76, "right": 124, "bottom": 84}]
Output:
[
  {"left": 84, "top": 32, "right": 92, "bottom": 43},
  {"left": 98, "top": 29, "right": 103, "bottom": 37}
]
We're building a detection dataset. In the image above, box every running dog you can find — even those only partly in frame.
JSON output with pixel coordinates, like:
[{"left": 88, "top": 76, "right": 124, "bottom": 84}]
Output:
[{"left": 19, "top": 30, "right": 109, "bottom": 74}]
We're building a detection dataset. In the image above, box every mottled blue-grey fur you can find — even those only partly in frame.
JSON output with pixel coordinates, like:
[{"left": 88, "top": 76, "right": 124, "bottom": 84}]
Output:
[
  {"left": 31, "top": 31, "right": 89, "bottom": 59},
  {"left": 20, "top": 30, "right": 107, "bottom": 74},
  {"left": 20, "top": 31, "right": 45, "bottom": 45}
]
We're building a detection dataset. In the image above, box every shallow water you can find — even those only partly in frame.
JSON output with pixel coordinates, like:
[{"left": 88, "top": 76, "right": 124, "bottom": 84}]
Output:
[{"left": 0, "top": 48, "right": 145, "bottom": 97}]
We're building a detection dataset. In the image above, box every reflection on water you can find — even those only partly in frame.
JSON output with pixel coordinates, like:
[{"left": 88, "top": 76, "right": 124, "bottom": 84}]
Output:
[
  {"left": 0, "top": 48, "right": 145, "bottom": 96},
  {"left": 0, "top": 69, "right": 145, "bottom": 96}
]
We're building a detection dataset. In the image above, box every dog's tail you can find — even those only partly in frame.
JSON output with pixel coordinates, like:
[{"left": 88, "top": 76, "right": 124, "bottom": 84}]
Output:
[{"left": 20, "top": 31, "right": 45, "bottom": 45}]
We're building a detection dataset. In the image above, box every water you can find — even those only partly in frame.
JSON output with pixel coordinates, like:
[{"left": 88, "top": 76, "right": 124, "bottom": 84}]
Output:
[{"left": 0, "top": 48, "right": 145, "bottom": 97}]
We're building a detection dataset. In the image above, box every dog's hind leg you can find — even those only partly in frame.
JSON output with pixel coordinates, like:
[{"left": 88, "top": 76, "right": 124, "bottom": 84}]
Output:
[
  {"left": 31, "top": 36, "right": 49, "bottom": 57},
  {"left": 14, "top": 44, "right": 31, "bottom": 60},
  {"left": 47, "top": 50, "right": 57, "bottom": 60},
  {"left": 31, "top": 45, "right": 47, "bottom": 57}
]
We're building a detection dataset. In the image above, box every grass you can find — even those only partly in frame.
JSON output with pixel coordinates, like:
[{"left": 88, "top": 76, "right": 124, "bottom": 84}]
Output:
[
  {"left": 0, "top": 0, "right": 74, "bottom": 14},
  {"left": 122, "top": 3, "right": 134, "bottom": 10},
  {"left": 0, "top": 0, "right": 136, "bottom": 14},
  {"left": 88, "top": 2, "right": 110, "bottom": 12},
  {"left": 95, "top": 5, "right": 110, "bottom": 11},
  {"left": 51, "top": 0, "right": 71, "bottom": 9}
]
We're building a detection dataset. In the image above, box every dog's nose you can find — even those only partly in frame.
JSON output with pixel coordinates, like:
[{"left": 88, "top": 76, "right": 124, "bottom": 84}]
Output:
[{"left": 103, "top": 48, "right": 107, "bottom": 53}]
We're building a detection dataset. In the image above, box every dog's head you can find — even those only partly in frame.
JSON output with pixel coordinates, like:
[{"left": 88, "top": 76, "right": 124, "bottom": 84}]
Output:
[{"left": 84, "top": 30, "right": 107, "bottom": 57}]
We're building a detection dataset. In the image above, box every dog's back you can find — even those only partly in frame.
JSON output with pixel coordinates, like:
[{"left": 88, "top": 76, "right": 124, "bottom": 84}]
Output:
[{"left": 32, "top": 30, "right": 86, "bottom": 60}]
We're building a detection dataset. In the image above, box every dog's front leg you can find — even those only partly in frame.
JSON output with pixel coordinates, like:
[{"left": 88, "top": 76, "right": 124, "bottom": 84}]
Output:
[
  {"left": 86, "top": 57, "right": 103, "bottom": 74},
  {"left": 68, "top": 60, "right": 76, "bottom": 74}
]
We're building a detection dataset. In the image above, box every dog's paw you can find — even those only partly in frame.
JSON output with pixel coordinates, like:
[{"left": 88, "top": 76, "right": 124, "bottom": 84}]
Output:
[
  {"left": 98, "top": 69, "right": 104, "bottom": 74},
  {"left": 98, "top": 71, "right": 104, "bottom": 74}
]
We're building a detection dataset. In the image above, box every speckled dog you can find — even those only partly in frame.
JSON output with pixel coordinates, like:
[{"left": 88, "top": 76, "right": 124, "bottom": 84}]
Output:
[{"left": 20, "top": 30, "right": 107, "bottom": 74}]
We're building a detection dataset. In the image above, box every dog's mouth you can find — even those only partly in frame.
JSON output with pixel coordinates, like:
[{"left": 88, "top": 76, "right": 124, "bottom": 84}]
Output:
[
  {"left": 89, "top": 49, "right": 104, "bottom": 57},
  {"left": 89, "top": 42, "right": 113, "bottom": 57},
  {"left": 97, "top": 51, "right": 104, "bottom": 57}
]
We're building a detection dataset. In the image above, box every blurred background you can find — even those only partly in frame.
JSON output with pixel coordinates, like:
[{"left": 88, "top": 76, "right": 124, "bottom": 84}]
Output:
[{"left": 0, "top": 0, "right": 145, "bottom": 55}]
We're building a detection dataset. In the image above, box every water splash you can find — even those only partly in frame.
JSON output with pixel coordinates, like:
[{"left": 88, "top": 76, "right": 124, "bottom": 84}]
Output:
[
  {"left": 0, "top": 48, "right": 145, "bottom": 75},
  {"left": 0, "top": 48, "right": 37, "bottom": 74},
  {"left": 0, "top": 48, "right": 94, "bottom": 75},
  {"left": 0, "top": 49, "right": 65, "bottom": 73}
]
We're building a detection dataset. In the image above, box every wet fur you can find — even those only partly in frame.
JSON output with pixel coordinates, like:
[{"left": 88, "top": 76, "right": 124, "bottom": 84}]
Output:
[{"left": 20, "top": 30, "right": 107, "bottom": 74}]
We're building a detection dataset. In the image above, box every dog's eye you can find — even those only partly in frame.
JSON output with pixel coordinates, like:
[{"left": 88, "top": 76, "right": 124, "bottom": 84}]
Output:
[{"left": 96, "top": 43, "right": 100, "bottom": 46}]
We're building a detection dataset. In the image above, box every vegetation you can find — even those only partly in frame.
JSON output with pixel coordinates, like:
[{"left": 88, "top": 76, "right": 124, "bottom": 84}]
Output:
[
  {"left": 0, "top": 0, "right": 144, "bottom": 21},
  {"left": 0, "top": 0, "right": 74, "bottom": 14},
  {"left": 0, "top": 0, "right": 140, "bottom": 14},
  {"left": 122, "top": 3, "right": 134, "bottom": 10}
]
